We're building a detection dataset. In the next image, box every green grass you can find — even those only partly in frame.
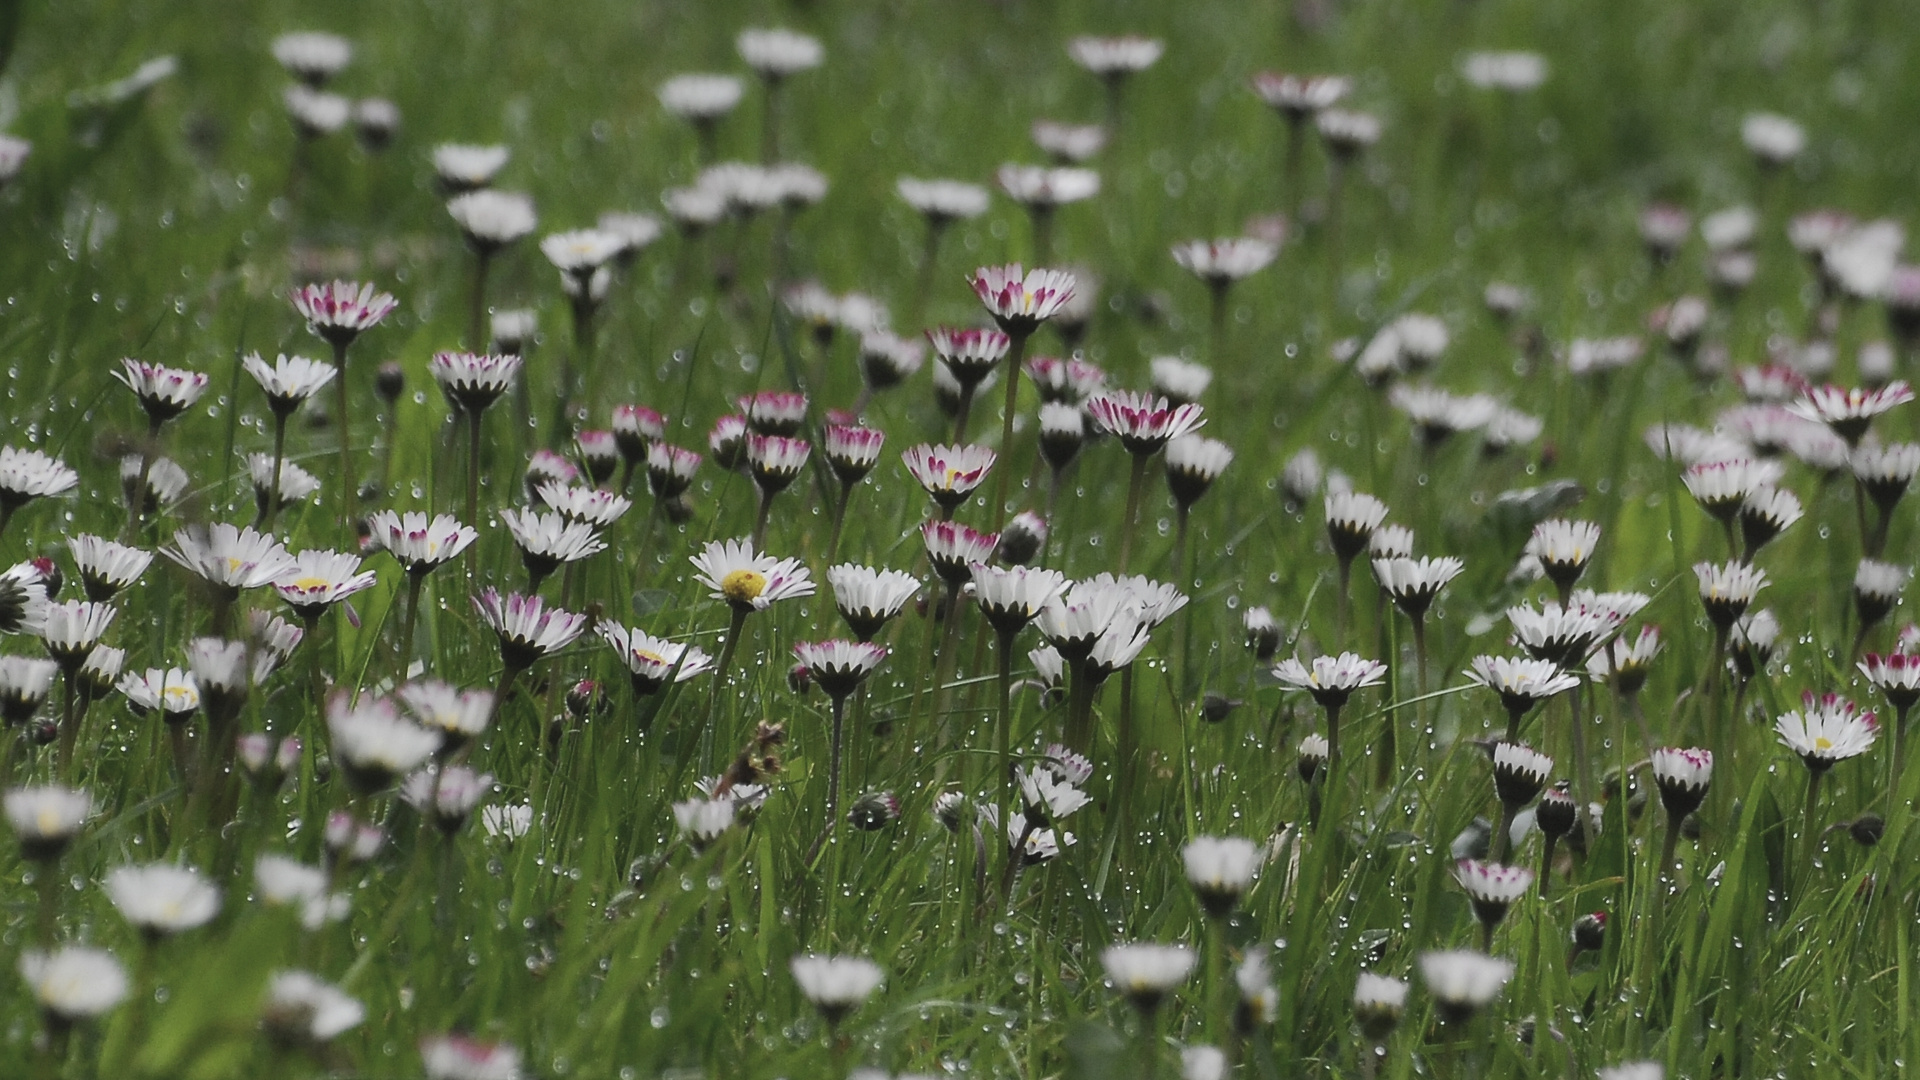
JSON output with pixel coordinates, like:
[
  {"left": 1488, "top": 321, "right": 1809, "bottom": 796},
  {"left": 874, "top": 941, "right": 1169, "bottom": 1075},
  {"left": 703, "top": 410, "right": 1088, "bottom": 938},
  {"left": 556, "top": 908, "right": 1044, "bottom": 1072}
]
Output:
[{"left": 0, "top": 0, "right": 1918, "bottom": 1076}]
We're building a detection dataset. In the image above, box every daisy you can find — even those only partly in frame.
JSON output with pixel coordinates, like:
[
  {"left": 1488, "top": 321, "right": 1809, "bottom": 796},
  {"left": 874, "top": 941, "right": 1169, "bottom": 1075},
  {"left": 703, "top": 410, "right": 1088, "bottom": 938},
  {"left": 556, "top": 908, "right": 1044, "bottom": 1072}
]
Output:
[
  {"left": 0, "top": 447, "right": 78, "bottom": 525},
  {"left": 1505, "top": 601, "right": 1618, "bottom": 667},
  {"left": 1371, "top": 525, "right": 1415, "bottom": 560},
  {"left": 607, "top": 405, "right": 666, "bottom": 464},
  {"left": 1640, "top": 203, "right": 1692, "bottom": 260},
  {"left": 291, "top": 281, "right": 397, "bottom": 350},
  {"left": 922, "top": 521, "right": 999, "bottom": 588},
  {"left": 1027, "top": 355, "right": 1107, "bottom": 403},
  {"left": 1854, "top": 558, "right": 1909, "bottom": 629},
  {"left": 0, "top": 134, "right": 26, "bottom": 187},
  {"left": 1316, "top": 109, "right": 1382, "bottom": 157},
  {"left": 368, "top": 511, "right": 478, "bottom": 576},
  {"left": 820, "top": 425, "right": 884, "bottom": 488},
  {"left": 447, "top": 190, "right": 536, "bottom": 253},
  {"left": 353, "top": 99, "right": 399, "bottom": 151},
  {"left": 76, "top": 646, "right": 125, "bottom": 703},
  {"left": 1149, "top": 356, "right": 1212, "bottom": 405},
  {"left": 599, "top": 625, "right": 713, "bottom": 695},
  {"left": 657, "top": 73, "right": 745, "bottom": 122},
  {"left": 4, "top": 784, "right": 90, "bottom": 860},
  {"left": 857, "top": 331, "right": 926, "bottom": 396},
  {"left": 1694, "top": 561, "right": 1768, "bottom": 630},
  {"left": 645, "top": 442, "right": 701, "bottom": 501},
  {"left": 1375, "top": 556, "right": 1465, "bottom": 620},
  {"left": 1742, "top": 112, "right": 1805, "bottom": 166},
  {"left": 164, "top": 524, "right": 297, "bottom": 598},
  {"left": 400, "top": 765, "right": 494, "bottom": 834},
  {"left": 254, "top": 854, "right": 348, "bottom": 928},
  {"left": 18, "top": 946, "right": 127, "bottom": 1025},
  {"left": 1419, "top": 950, "right": 1513, "bottom": 1024},
  {"left": 1853, "top": 443, "right": 1920, "bottom": 513},
  {"left": 896, "top": 177, "right": 991, "bottom": 224},
  {"left": 1528, "top": 519, "right": 1601, "bottom": 591},
  {"left": 327, "top": 695, "right": 440, "bottom": 794},
  {"left": 1455, "top": 860, "right": 1534, "bottom": 936},
  {"left": 397, "top": 680, "right": 495, "bottom": 744},
  {"left": 1243, "top": 606, "right": 1281, "bottom": 660},
  {"left": 1037, "top": 402, "right": 1087, "bottom": 470},
  {"left": 262, "top": 970, "right": 365, "bottom": 1045},
  {"left": 1036, "top": 578, "right": 1142, "bottom": 663},
  {"left": 272, "top": 31, "right": 351, "bottom": 86},
  {"left": 481, "top": 804, "right": 534, "bottom": 842},
  {"left": 39, "top": 600, "right": 115, "bottom": 672},
  {"left": 1778, "top": 693, "right": 1878, "bottom": 785},
  {"left": 792, "top": 640, "right": 887, "bottom": 702},
  {"left": 115, "top": 359, "right": 208, "bottom": 427},
  {"left": 1649, "top": 747, "right": 1713, "bottom": 821},
  {"left": 1790, "top": 383, "right": 1914, "bottom": 445},
  {"left": 746, "top": 433, "right": 811, "bottom": 498},
  {"left": 103, "top": 863, "right": 221, "bottom": 937},
  {"left": 472, "top": 589, "right": 587, "bottom": 671},
  {"left": 1353, "top": 972, "right": 1410, "bottom": 1042},
  {"left": 996, "top": 511, "right": 1049, "bottom": 566},
  {"left": 118, "top": 666, "right": 199, "bottom": 719},
  {"left": 429, "top": 351, "right": 522, "bottom": 414},
  {"left": 433, "top": 143, "right": 510, "bottom": 195},
  {"left": 1272, "top": 653, "right": 1387, "bottom": 714},
  {"left": 420, "top": 1035, "right": 524, "bottom": 1080},
  {"left": 1251, "top": 72, "right": 1351, "bottom": 119},
  {"left": 1066, "top": 36, "right": 1164, "bottom": 78},
  {"left": 1165, "top": 435, "right": 1234, "bottom": 510},
  {"left": 248, "top": 455, "right": 321, "bottom": 512},
  {"left": 1170, "top": 237, "right": 1279, "bottom": 287},
  {"left": 1182, "top": 835, "right": 1263, "bottom": 917},
  {"left": 673, "top": 798, "right": 735, "bottom": 848},
  {"left": 827, "top": 565, "right": 920, "bottom": 641},
  {"left": 969, "top": 264, "right": 1078, "bottom": 335},
  {"left": 0, "top": 655, "right": 55, "bottom": 724},
  {"left": 738, "top": 390, "right": 810, "bottom": 437},
  {"left": 283, "top": 85, "right": 350, "bottom": 137},
  {"left": 1325, "top": 491, "right": 1390, "bottom": 563},
  {"left": 1389, "top": 386, "right": 1499, "bottom": 446},
  {"left": 789, "top": 953, "right": 884, "bottom": 1026},
  {"left": 1031, "top": 119, "right": 1107, "bottom": 163},
  {"left": 902, "top": 443, "right": 995, "bottom": 512},
  {"left": 1100, "top": 942, "right": 1195, "bottom": 1014},
  {"left": 970, "top": 564, "right": 1069, "bottom": 637},
  {"left": 1730, "top": 609, "right": 1780, "bottom": 680},
  {"left": 690, "top": 538, "right": 815, "bottom": 612},
  {"left": 498, "top": 508, "right": 604, "bottom": 589},
  {"left": 661, "top": 185, "right": 728, "bottom": 231},
  {"left": 996, "top": 164, "right": 1101, "bottom": 208},
  {"left": 1087, "top": 389, "right": 1206, "bottom": 456},
  {"left": 1738, "top": 487, "right": 1803, "bottom": 556},
  {"left": 1489, "top": 743, "right": 1553, "bottom": 811},
  {"left": 925, "top": 326, "right": 1012, "bottom": 392},
  {"left": 596, "top": 211, "right": 662, "bottom": 258},
  {"left": 243, "top": 353, "right": 336, "bottom": 417},
  {"left": 1466, "top": 655, "right": 1579, "bottom": 734},
  {"left": 1461, "top": 51, "right": 1548, "bottom": 91},
  {"left": 0, "top": 561, "right": 49, "bottom": 635},
  {"left": 540, "top": 228, "right": 624, "bottom": 280},
  {"left": 1588, "top": 626, "right": 1662, "bottom": 697}
]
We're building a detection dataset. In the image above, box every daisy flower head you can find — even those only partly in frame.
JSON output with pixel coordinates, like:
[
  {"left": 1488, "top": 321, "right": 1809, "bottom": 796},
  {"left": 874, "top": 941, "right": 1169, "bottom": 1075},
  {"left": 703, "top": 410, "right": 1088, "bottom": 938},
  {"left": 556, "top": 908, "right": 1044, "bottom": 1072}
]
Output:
[
  {"left": 420, "top": 1035, "right": 524, "bottom": 1080},
  {"left": 827, "top": 564, "right": 920, "bottom": 641},
  {"left": 1243, "top": 606, "right": 1281, "bottom": 660},
  {"left": 1598, "top": 1065, "right": 1665, "bottom": 1080},
  {"left": 1741, "top": 112, "right": 1805, "bottom": 166},
  {"left": 673, "top": 798, "right": 735, "bottom": 849},
  {"left": 1589, "top": 626, "right": 1661, "bottom": 696},
  {"left": 1776, "top": 693, "right": 1877, "bottom": 773},
  {"left": 1100, "top": 942, "right": 1196, "bottom": 1014},
  {"left": 1067, "top": 35, "right": 1164, "bottom": 78},
  {"left": 536, "top": 483, "right": 631, "bottom": 528},
  {"left": 0, "top": 447, "right": 78, "bottom": 516},
  {"left": 1389, "top": 385, "right": 1498, "bottom": 446},
  {"left": 472, "top": 589, "right": 587, "bottom": 670},
  {"left": 996, "top": 510, "right": 1049, "bottom": 566},
  {"left": 745, "top": 434, "right": 811, "bottom": 495},
  {"left": 0, "top": 134, "right": 26, "bottom": 187},
  {"left": 1027, "top": 355, "right": 1107, "bottom": 404},
  {"left": 0, "top": 655, "right": 56, "bottom": 723},
  {"left": 921, "top": 521, "right": 999, "bottom": 588},
  {"left": 1149, "top": 356, "right": 1212, "bottom": 406},
  {"left": 708, "top": 415, "right": 748, "bottom": 470},
  {"left": 1353, "top": 972, "right": 1410, "bottom": 1041},
  {"left": 397, "top": 679, "right": 495, "bottom": 743},
  {"left": 77, "top": 646, "right": 125, "bottom": 702},
  {"left": 540, "top": 228, "right": 624, "bottom": 279},
  {"left": 18, "top": 946, "right": 127, "bottom": 1025},
  {"left": 1325, "top": 490, "right": 1390, "bottom": 562},
  {"left": 925, "top": 326, "right": 1011, "bottom": 391},
  {"left": 1455, "top": 860, "right": 1534, "bottom": 930},
  {"left": 115, "top": 359, "right": 209, "bottom": 426},
  {"left": 1420, "top": 950, "right": 1513, "bottom": 1024},
  {"left": 367, "top": 511, "right": 478, "bottom": 576},
  {"left": 857, "top": 331, "right": 926, "bottom": 395},
  {"left": 969, "top": 564, "right": 1069, "bottom": 636},
  {"left": 1490, "top": 742, "right": 1553, "bottom": 808},
  {"left": 39, "top": 600, "right": 116, "bottom": 672},
  {"left": 1505, "top": 601, "right": 1619, "bottom": 667},
  {"left": 0, "top": 560, "right": 49, "bottom": 635},
  {"left": 820, "top": 425, "right": 883, "bottom": 487},
  {"left": 789, "top": 953, "right": 884, "bottom": 1026},
  {"left": 282, "top": 85, "right": 350, "bottom": 137},
  {"left": 1860, "top": 652, "right": 1920, "bottom": 715},
  {"left": 248, "top": 455, "right": 321, "bottom": 511},
  {"left": 791, "top": 640, "right": 888, "bottom": 699},
  {"left": 272, "top": 31, "right": 351, "bottom": 86},
  {"left": 104, "top": 863, "right": 221, "bottom": 937},
  {"left": 1649, "top": 747, "right": 1713, "bottom": 820},
  {"left": 353, "top": 98, "right": 399, "bottom": 151},
  {"left": 1852, "top": 442, "right": 1920, "bottom": 512},
  {"left": 1460, "top": 50, "right": 1548, "bottom": 91},
  {"left": 326, "top": 695, "right": 440, "bottom": 794},
  {"left": 1251, "top": 72, "right": 1351, "bottom": 119},
  {"left": 658, "top": 73, "right": 745, "bottom": 122},
  {"left": 1854, "top": 558, "right": 1909, "bottom": 628},
  {"left": 1086, "top": 389, "right": 1205, "bottom": 456},
  {"left": 738, "top": 390, "right": 810, "bottom": 437},
  {"left": 1466, "top": 656, "right": 1580, "bottom": 722},
  {"left": 690, "top": 538, "right": 815, "bottom": 613},
  {"left": 902, "top": 443, "right": 996, "bottom": 510},
  {"left": 431, "top": 143, "right": 510, "bottom": 195},
  {"left": 1272, "top": 652, "right": 1388, "bottom": 710},
  {"left": 1639, "top": 202, "right": 1692, "bottom": 259},
  {"left": 498, "top": 508, "right": 605, "bottom": 585},
  {"left": 1182, "top": 835, "right": 1263, "bottom": 917},
  {"left": 1036, "top": 401, "right": 1087, "bottom": 471},
  {"left": 1034, "top": 577, "right": 1139, "bottom": 661},
  {"left": 429, "top": 352, "right": 523, "bottom": 418},
  {"left": 1730, "top": 609, "right": 1780, "bottom": 679},
  {"left": 1694, "top": 561, "right": 1768, "bottom": 629},
  {"left": 290, "top": 281, "right": 397, "bottom": 350},
  {"left": 164, "top": 524, "right": 297, "bottom": 597},
  {"left": 661, "top": 184, "right": 728, "bottom": 232},
  {"left": 896, "top": 176, "right": 991, "bottom": 224},
  {"left": 598, "top": 625, "right": 713, "bottom": 695},
  {"left": 1170, "top": 237, "right": 1279, "bottom": 286},
  {"left": 447, "top": 190, "right": 536, "bottom": 253},
  {"left": 646, "top": 442, "right": 701, "bottom": 500},
  {"left": 400, "top": 765, "right": 494, "bottom": 834},
  {"left": 609, "top": 405, "right": 667, "bottom": 464},
  {"left": 118, "top": 665, "right": 198, "bottom": 720},
  {"left": 243, "top": 353, "right": 336, "bottom": 417},
  {"left": 1789, "top": 382, "right": 1914, "bottom": 445},
  {"left": 1165, "top": 435, "right": 1234, "bottom": 509},
  {"left": 969, "top": 264, "right": 1077, "bottom": 335},
  {"left": 1528, "top": 519, "right": 1601, "bottom": 590},
  {"left": 597, "top": 211, "right": 663, "bottom": 260},
  {"left": 1738, "top": 486, "right": 1804, "bottom": 554},
  {"left": 1316, "top": 108, "right": 1381, "bottom": 158},
  {"left": 1375, "top": 556, "right": 1466, "bottom": 620},
  {"left": 1031, "top": 119, "right": 1108, "bottom": 163},
  {"left": 5, "top": 784, "right": 90, "bottom": 861},
  {"left": 262, "top": 970, "right": 365, "bottom": 1046},
  {"left": 738, "top": 27, "right": 823, "bottom": 78}
]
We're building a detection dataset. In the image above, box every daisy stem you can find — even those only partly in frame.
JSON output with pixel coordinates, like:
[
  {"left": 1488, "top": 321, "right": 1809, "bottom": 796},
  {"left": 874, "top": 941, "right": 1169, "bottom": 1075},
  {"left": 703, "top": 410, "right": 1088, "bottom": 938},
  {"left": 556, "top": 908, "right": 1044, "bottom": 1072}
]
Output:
[
  {"left": 262, "top": 412, "right": 289, "bottom": 530},
  {"left": 1335, "top": 556, "right": 1353, "bottom": 651},
  {"left": 912, "top": 220, "right": 945, "bottom": 327},
  {"left": 952, "top": 385, "right": 975, "bottom": 445},
  {"left": 1799, "top": 768, "right": 1824, "bottom": 894},
  {"left": 332, "top": 339, "right": 354, "bottom": 533},
  {"left": 1493, "top": 801, "right": 1517, "bottom": 864},
  {"left": 467, "top": 250, "right": 492, "bottom": 353},
  {"left": 466, "top": 409, "right": 484, "bottom": 542},
  {"left": 54, "top": 677, "right": 76, "bottom": 784},
  {"left": 751, "top": 488, "right": 774, "bottom": 548},
  {"left": 1209, "top": 282, "right": 1230, "bottom": 363},
  {"left": 1854, "top": 476, "right": 1875, "bottom": 559},
  {"left": 996, "top": 627, "right": 1017, "bottom": 820},
  {"left": 701, "top": 607, "right": 749, "bottom": 777},
  {"left": 1324, "top": 701, "right": 1342, "bottom": 771},
  {"left": 989, "top": 331, "right": 1031, "bottom": 529},
  {"left": 1117, "top": 451, "right": 1149, "bottom": 574},
  {"left": 1065, "top": 660, "right": 1094, "bottom": 754},
  {"left": 826, "top": 483, "right": 852, "bottom": 564},
  {"left": 397, "top": 572, "right": 426, "bottom": 678},
  {"left": 1569, "top": 680, "right": 1594, "bottom": 835},
  {"left": 823, "top": 692, "right": 847, "bottom": 946},
  {"left": 1538, "top": 834, "right": 1557, "bottom": 898}
]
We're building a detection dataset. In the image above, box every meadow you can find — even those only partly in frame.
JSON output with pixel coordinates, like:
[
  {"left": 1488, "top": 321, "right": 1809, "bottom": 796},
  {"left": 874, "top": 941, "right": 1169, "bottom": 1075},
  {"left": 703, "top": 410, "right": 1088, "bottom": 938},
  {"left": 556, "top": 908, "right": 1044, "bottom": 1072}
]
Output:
[{"left": 0, "top": 0, "right": 1917, "bottom": 1077}]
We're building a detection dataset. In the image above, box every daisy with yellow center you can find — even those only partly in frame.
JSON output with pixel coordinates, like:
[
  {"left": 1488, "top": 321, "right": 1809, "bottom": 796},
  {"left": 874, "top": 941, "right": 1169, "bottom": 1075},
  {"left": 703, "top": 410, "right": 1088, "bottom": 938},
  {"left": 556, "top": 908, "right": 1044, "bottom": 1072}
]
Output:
[{"left": 598, "top": 624, "right": 714, "bottom": 695}]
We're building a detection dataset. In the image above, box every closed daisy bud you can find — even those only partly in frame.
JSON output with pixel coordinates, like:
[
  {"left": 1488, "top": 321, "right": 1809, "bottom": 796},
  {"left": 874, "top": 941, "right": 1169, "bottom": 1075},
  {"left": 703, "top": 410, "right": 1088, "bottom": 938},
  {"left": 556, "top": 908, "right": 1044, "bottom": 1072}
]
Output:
[
  {"left": 996, "top": 512, "right": 1048, "bottom": 565},
  {"left": 856, "top": 331, "right": 926, "bottom": 395},
  {"left": 1852, "top": 442, "right": 1920, "bottom": 514},
  {"left": 1280, "top": 449, "right": 1323, "bottom": 509},
  {"left": 1456, "top": 859, "right": 1533, "bottom": 936},
  {"left": 1420, "top": 949, "right": 1513, "bottom": 1024},
  {"left": 645, "top": 442, "right": 701, "bottom": 501},
  {"left": 790, "top": 953, "right": 884, "bottom": 1027},
  {"left": 1353, "top": 972, "right": 1409, "bottom": 1041},
  {"left": 1164, "top": 434, "right": 1234, "bottom": 510},
  {"left": 1853, "top": 559, "right": 1908, "bottom": 629},
  {"left": 104, "top": 863, "right": 221, "bottom": 938},
  {"left": 707, "top": 416, "right": 749, "bottom": 471},
  {"left": 1242, "top": 606, "right": 1281, "bottom": 660},
  {"left": 1037, "top": 402, "right": 1087, "bottom": 470},
  {"left": 1649, "top": 747, "right": 1713, "bottom": 820},
  {"left": 1234, "top": 947, "right": 1279, "bottom": 1032},
  {"left": 1182, "top": 835, "right": 1262, "bottom": 917},
  {"left": 1589, "top": 626, "right": 1662, "bottom": 697},
  {"left": 19, "top": 946, "right": 127, "bottom": 1027},
  {"left": 848, "top": 790, "right": 900, "bottom": 831},
  {"left": 1569, "top": 911, "right": 1608, "bottom": 956},
  {"left": 248, "top": 455, "right": 321, "bottom": 514},
  {"left": 574, "top": 430, "right": 620, "bottom": 486},
  {"left": 5, "top": 784, "right": 90, "bottom": 860},
  {"left": 819, "top": 424, "right": 883, "bottom": 487},
  {"left": 1100, "top": 942, "right": 1196, "bottom": 1015},
  {"left": 1528, "top": 519, "right": 1600, "bottom": 592}
]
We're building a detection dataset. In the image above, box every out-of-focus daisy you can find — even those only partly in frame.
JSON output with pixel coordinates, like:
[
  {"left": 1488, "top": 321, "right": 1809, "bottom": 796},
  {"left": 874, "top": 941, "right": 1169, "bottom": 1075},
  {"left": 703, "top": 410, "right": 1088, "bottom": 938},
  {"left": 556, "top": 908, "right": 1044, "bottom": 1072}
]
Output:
[
  {"left": 5, "top": 784, "right": 90, "bottom": 860},
  {"left": 327, "top": 695, "right": 439, "bottom": 794},
  {"left": 1066, "top": 36, "right": 1164, "bottom": 79},
  {"left": 1316, "top": 109, "right": 1381, "bottom": 158},
  {"left": 291, "top": 280, "right": 397, "bottom": 350},
  {"left": 737, "top": 27, "right": 823, "bottom": 80},
  {"left": 1031, "top": 119, "right": 1107, "bottom": 163},
  {"left": 673, "top": 798, "right": 735, "bottom": 848},
  {"left": 103, "top": 863, "right": 221, "bottom": 937},
  {"left": 1353, "top": 972, "right": 1409, "bottom": 1042},
  {"left": 272, "top": 31, "right": 351, "bottom": 86},
  {"left": 115, "top": 359, "right": 209, "bottom": 429},
  {"left": 368, "top": 511, "right": 478, "bottom": 577},
  {"left": 1419, "top": 950, "right": 1513, "bottom": 1024},
  {"left": 353, "top": 98, "right": 399, "bottom": 151},
  {"left": 1100, "top": 942, "right": 1195, "bottom": 1014},
  {"left": 397, "top": 680, "right": 495, "bottom": 746},
  {"left": 658, "top": 73, "right": 745, "bottom": 123},
  {"left": 1741, "top": 112, "right": 1805, "bottom": 167},
  {"left": 432, "top": 143, "right": 510, "bottom": 195},
  {"left": 283, "top": 85, "right": 350, "bottom": 137},
  {"left": 1170, "top": 237, "right": 1279, "bottom": 288},
  {"left": 472, "top": 589, "right": 587, "bottom": 672},
  {"left": 448, "top": 190, "right": 536, "bottom": 254},
  {"left": 420, "top": 1035, "right": 524, "bottom": 1080},
  {"left": 1182, "top": 835, "right": 1262, "bottom": 917},
  {"left": 896, "top": 176, "right": 991, "bottom": 224},
  {"left": 1252, "top": 72, "right": 1351, "bottom": 120},
  {"left": 262, "top": 970, "right": 365, "bottom": 1045},
  {"left": 790, "top": 953, "right": 884, "bottom": 1026},
  {"left": 1459, "top": 51, "right": 1547, "bottom": 91},
  {"left": 18, "top": 946, "right": 127, "bottom": 1025},
  {"left": 1790, "top": 382, "right": 1914, "bottom": 445}
]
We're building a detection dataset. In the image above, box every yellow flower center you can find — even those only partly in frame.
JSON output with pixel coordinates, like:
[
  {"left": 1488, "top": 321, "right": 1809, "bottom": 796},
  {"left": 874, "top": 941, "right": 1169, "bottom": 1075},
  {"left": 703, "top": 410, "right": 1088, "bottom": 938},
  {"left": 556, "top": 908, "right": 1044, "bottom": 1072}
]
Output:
[
  {"left": 633, "top": 648, "right": 667, "bottom": 666},
  {"left": 163, "top": 685, "right": 197, "bottom": 709},
  {"left": 35, "top": 808, "right": 59, "bottom": 835},
  {"left": 289, "top": 576, "right": 331, "bottom": 591},
  {"left": 721, "top": 569, "right": 768, "bottom": 606},
  {"left": 1814, "top": 736, "right": 1833, "bottom": 751},
  {"left": 226, "top": 557, "right": 248, "bottom": 574}
]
